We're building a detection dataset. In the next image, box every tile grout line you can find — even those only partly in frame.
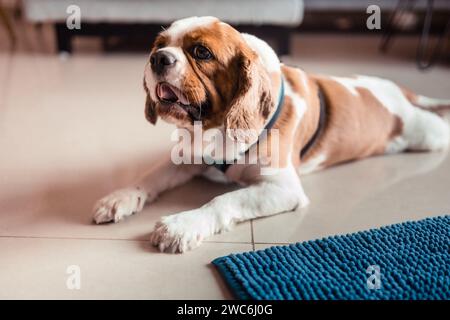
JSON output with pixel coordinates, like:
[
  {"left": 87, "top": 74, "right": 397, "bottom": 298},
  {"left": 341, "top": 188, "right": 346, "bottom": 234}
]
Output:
[
  {"left": 0, "top": 234, "right": 287, "bottom": 246},
  {"left": 0, "top": 235, "right": 149, "bottom": 242},
  {"left": 0, "top": 234, "right": 253, "bottom": 245},
  {"left": 0, "top": 50, "right": 14, "bottom": 110},
  {"left": 250, "top": 220, "right": 255, "bottom": 251},
  {"left": 254, "top": 242, "right": 291, "bottom": 246}
]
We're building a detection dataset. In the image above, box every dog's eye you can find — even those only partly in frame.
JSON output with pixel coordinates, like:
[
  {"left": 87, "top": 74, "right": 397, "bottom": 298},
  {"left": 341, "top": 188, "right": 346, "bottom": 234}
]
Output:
[{"left": 193, "top": 45, "right": 213, "bottom": 60}]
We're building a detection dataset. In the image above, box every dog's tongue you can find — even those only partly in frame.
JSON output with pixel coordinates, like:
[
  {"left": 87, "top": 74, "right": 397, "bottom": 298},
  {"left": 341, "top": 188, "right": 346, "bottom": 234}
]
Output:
[
  {"left": 159, "top": 83, "right": 178, "bottom": 101},
  {"left": 158, "top": 83, "right": 189, "bottom": 105}
]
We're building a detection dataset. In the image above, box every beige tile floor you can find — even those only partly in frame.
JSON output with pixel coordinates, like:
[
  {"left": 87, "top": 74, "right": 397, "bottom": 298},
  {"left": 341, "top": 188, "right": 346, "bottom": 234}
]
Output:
[{"left": 0, "top": 32, "right": 449, "bottom": 299}]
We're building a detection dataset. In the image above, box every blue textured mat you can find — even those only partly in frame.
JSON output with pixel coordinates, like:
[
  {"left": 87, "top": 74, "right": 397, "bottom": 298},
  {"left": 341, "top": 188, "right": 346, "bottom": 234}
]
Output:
[{"left": 212, "top": 216, "right": 450, "bottom": 300}]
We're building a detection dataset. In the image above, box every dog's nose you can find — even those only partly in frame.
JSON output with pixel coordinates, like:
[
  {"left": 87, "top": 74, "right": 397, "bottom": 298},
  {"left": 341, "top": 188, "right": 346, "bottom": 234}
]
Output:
[{"left": 150, "top": 51, "right": 177, "bottom": 75}]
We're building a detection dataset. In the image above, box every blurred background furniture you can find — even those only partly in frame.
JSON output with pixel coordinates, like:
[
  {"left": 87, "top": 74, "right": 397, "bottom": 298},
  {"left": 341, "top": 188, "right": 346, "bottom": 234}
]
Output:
[
  {"left": 380, "top": 0, "right": 450, "bottom": 69},
  {"left": 22, "top": 0, "right": 304, "bottom": 55},
  {"left": 15, "top": 0, "right": 450, "bottom": 67},
  {"left": 0, "top": 1, "right": 16, "bottom": 47}
]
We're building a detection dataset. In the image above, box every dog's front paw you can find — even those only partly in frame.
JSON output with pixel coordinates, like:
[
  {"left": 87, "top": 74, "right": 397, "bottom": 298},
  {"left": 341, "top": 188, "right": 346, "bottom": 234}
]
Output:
[
  {"left": 150, "top": 213, "right": 208, "bottom": 253},
  {"left": 93, "top": 187, "right": 148, "bottom": 224}
]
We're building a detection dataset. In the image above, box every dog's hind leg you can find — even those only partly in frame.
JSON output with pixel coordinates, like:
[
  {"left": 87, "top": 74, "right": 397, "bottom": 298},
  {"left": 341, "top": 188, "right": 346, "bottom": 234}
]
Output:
[
  {"left": 396, "top": 88, "right": 450, "bottom": 152},
  {"left": 404, "top": 108, "right": 449, "bottom": 152}
]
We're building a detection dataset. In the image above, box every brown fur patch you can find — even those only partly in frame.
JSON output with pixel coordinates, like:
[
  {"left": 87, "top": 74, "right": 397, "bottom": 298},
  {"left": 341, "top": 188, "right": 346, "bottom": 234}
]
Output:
[
  {"left": 282, "top": 65, "right": 321, "bottom": 166},
  {"left": 253, "top": 95, "right": 300, "bottom": 169},
  {"left": 143, "top": 78, "right": 157, "bottom": 124},
  {"left": 273, "top": 67, "right": 405, "bottom": 170},
  {"left": 225, "top": 49, "right": 274, "bottom": 143},
  {"left": 306, "top": 76, "right": 404, "bottom": 167}
]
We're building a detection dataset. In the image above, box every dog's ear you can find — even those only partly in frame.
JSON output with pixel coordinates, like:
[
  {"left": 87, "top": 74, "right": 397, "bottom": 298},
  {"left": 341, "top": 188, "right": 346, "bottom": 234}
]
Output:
[
  {"left": 144, "top": 79, "right": 158, "bottom": 125},
  {"left": 225, "top": 47, "right": 274, "bottom": 144}
]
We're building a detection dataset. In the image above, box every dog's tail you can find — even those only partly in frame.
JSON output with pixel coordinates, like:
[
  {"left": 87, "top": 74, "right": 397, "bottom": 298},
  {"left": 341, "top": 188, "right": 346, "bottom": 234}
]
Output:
[
  {"left": 402, "top": 87, "right": 450, "bottom": 112},
  {"left": 413, "top": 95, "right": 450, "bottom": 111}
]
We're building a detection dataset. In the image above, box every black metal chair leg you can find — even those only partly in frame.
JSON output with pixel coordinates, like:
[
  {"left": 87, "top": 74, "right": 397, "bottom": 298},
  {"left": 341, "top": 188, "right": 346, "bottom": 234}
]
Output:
[
  {"left": 55, "top": 23, "right": 73, "bottom": 53},
  {"left": 416, "top": 0, "right": 450, "bottom": 70},
  {"left": 380, "top": 0, "right": 416, "bottom": 53},
  {"left": 277, "top": 30, "right": 291, "bottom": 56}
]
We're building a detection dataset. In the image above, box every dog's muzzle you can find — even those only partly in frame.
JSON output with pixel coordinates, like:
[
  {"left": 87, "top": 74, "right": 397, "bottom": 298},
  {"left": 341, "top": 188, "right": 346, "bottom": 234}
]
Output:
[{"left": 150, "top": 50, "right": 177, "bottom": 76}]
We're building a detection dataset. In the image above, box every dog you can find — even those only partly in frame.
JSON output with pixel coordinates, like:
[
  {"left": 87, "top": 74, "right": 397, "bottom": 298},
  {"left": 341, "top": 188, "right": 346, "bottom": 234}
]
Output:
[{"left": 93, "top": 16, "right": 450, "bottom": 253}]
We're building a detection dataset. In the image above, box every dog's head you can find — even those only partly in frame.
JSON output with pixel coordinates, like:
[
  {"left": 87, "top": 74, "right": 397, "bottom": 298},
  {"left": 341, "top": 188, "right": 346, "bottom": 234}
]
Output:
[{"left": 143, "top": 16, "right": 277, "bottom": 143}]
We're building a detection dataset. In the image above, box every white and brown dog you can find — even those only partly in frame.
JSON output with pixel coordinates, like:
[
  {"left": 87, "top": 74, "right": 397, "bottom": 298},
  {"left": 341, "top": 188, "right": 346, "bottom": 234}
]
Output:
[{"left": 93, "top": 16, "right": 450, "bottom": 253}]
